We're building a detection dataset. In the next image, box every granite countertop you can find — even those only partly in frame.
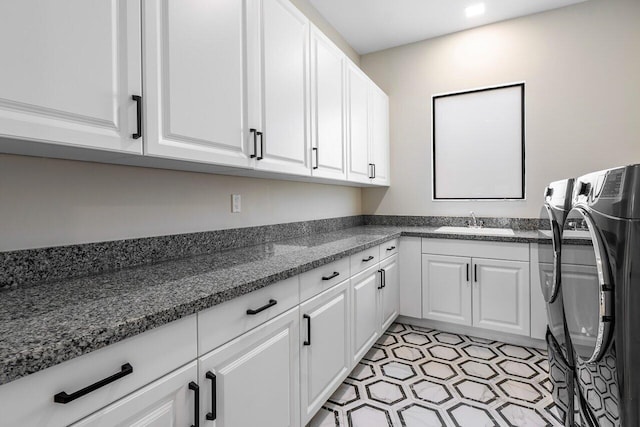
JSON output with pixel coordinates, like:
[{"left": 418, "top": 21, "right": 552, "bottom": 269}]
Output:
[{"left": 0, "top": 225, "right": 550, "bottom": 386}]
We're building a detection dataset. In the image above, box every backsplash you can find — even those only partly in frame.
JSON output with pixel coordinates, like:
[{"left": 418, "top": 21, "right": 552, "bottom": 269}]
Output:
[
  {"left": 362, "top": 215, "right": 541, "bottom": 230},
  {"left": 0, "top": 215, "right": 363, "bottom": 290}
]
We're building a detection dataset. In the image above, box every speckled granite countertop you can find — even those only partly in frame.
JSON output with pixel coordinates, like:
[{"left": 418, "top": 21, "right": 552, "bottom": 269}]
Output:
[{"left": 0, "top": 225, "right": 549, "bottom": 386}]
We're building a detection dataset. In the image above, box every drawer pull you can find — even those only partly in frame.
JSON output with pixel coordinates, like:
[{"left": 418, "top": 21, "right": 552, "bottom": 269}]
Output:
[
  {"left": 246, "top": 299, "right": 277, "bottom": 315},
  {"left": 303, "top": 314, "right": 311, "bottom": 346},
  {"left": 322, "top": 271, "right": 340, "bottom": 281},
  {"left": 206, "top": 371, "right": 217, "bottom": 421},
  {"left": 53, "top": 363, "right": 133, "bottom": 404},
  {"left": 386, "top": 246, "right": 396, "bottom": 251},
  {"left": 362, "top": 255, "right": 374, "bottom": 262},
  {"left": 189, "top": 381, "right": 200, "bottom": 427}
]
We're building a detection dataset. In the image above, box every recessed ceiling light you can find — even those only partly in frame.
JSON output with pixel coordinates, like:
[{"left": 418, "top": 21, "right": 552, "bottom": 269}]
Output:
[{"left": 465, "top": 3, "right": 486, "bottom": 18}]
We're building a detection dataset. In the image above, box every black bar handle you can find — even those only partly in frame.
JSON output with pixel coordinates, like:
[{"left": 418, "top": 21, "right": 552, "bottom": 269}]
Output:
[
  {"left": 386, "top": 246, "right": 396, "bottom": 251},
  {"left": 368, "top": 163, "right": 374, "bottom": 179},
  {"left": 322, "top": 271, "right": 339, "bottom": 281},
  {"left": 54, "top": 363, "right": 133, "bottom": 404},
  {"left": 189, "top": 381, "right": 199, "bottom": 427},
  {"left": 312, "top": 147, "right": 318, "bottom": 170},
  {"left": 246, "top": 299, "right": 277, "bottom": 315},
  {"left": 377, "top": 269, "right": 384, "bottom": 289},
  {"left": 131, "top": 95, "right": 142, "bottom": 140},
  {"left": 303, "top": 314, "right": 311, "bottom": 346},
  {"left": 362, "top": 255, "right": 374, "bottom": 262},
  {"left": 372, "top": 163, "right": 376, "bottom": 179},
  {"left": 474, "top": 264, "right": 478, "bottom": 282},
  {"left": 206, "top": 371, "right": 216, "bottom": 421},
  {"left": 257, "top": 131, "right": 264, "bottom": 160},
  {"left": 382, "top": 268, "right": 386, "bottom": 288},
  {"left": 250, "top": 128, "right": 258, "bottom": 158},
  {"left": 466, "top": 264, "right": 469, "bottom": 282}
]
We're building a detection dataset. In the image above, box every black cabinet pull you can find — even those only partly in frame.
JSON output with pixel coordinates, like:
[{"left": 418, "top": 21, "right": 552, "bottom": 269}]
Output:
[
  {"left": 322, "top": 271, "right": 339, "bottom": 281},
  {"left": 250, "top": 128, "right": 258, "bottom": 158},
  {"left": 362, "top": 255, "right": 374, "bottom": 262},
  {"left": 386, "top": 246, "right": 396, "bottom": 251},
  {"left": 303, "top": 314, "right": 311, "bottom": 346},
  {"left": 257, "top": 131, "right": 264, "bottom": 160},
  {"left": 189, "top": 381, "right": 199, "bottom": 427},
  {"left": 466, "top": 264, "right": 469, "bottom": 282},
  {"left": 205, "top": 371, "right": 216, "bottom": 421},
  {"left": 474, "top": 264, "right": 478, "bottom": 282},
  {"left": 382, "top": 268, "right": 386, "bottom": 288},
  {"left": 368, "top": 163, "right": 374, "bottom": 179},
  {"left": 372, "top": 163, "right": 376, "bottom": 179},
  {"left": 377, "top": 269, "right": 384, "bottom": 289},
  {"left": 131, "top": 95, "right": 142, "bottom": 140},
  {"left": 246, "top": 299, "right": 277, "bottom": 315},
  {"left": 312, "top": 147, "right": 318, "bottom": 170},
  {"left": 54, "top": 363, "right": 133, "bottom": 404}
]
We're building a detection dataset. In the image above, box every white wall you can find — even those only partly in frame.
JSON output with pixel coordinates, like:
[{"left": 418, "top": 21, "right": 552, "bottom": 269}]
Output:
[
  {"left": 0, "top": 154, "right": 362, "bottom": 251},
  {"left": 360, "top": 0, "right": 640, "bottom": 218}
]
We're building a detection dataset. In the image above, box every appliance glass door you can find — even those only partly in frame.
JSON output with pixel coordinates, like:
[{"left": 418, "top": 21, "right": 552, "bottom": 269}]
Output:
[{"left": 561, "top": 208, "right": 613, "bottom": 363}]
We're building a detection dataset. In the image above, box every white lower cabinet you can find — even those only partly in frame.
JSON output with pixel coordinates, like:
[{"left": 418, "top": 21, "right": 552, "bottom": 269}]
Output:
[
  {"left": 380, "top": 253, "right": 400, "bottom": 332},
  {"left": 351, "top": 264, "right": 381, "bottom": 364},
  {"left": 421, "top": 239, "right": 531, "bottom": 337},
  {"left": 422, "top": 254, "right": 472, "bottom": 326},
  {"left": 198, "top": 307, "right": 300, "bottom": 427},
  {"left": 472, "top": 258, "right": 530, "bottom": 336},
  {"left": 72, "top": 362, "right": 198, "bottom": 427},
  {"left": 300, "top": 280, "right": 351, "bottom": 424}
]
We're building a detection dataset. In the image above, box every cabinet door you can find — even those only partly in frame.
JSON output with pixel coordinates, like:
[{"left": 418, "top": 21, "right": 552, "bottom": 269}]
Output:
[
  {"left": 198, "top": 308, "right": 300, "bottom": 427},
  {"left": 422, "top": 254, "right": 472, "bottom": 326},
  {"left": 346, "top": 62, "right": 371, "bottom": 184},
  {"left": 370, "top": 85, "right": 390, "bottom": 185},
  {"left": 71, "top": 362, "right": 197, "bottom": 427},
  {"left": 300, "top": 280, "right": 350, "bottom": 424},
  {"left": 472, "top": 258, "right": 530, "bottom": 336},
  {"left": 0, "top": 0, "right": 142, "bottom": 154},
  {"left": 247, "top": 0, "right": 310, "bottom": 175},
  {"left": 380, "top": 253, "right": 399, "bottom": 331},
  {"left": 143, "top": 0, "right": 250, "bottom": 167},
  {"left": 310, "top": 26, "right": 346, "bottom": 180},
  {"left": 351, "top": 265, "right": 381, "bottom": 363}
]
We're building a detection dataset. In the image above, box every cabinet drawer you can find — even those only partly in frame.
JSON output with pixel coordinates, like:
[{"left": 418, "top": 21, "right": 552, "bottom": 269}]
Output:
[
  {"left": 0, "top": 315, "right": 197, "bottom": 427},
  {"left": 300, "top": 257, "right": 350, "bottom": 302},
  {"left": 198, "top": 276, "right": 300, "bottom": 355},
  {"left": 422, "top": 238, "right": 529, "bottom": 262},
  {"left": 350, "top": 245, "right": 380, "bottom": 276},
  {"left": 380, "top": 238, "right": 399, "bottom": 260}
]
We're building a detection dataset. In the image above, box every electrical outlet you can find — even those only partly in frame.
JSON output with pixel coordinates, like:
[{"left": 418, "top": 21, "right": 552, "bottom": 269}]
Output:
[{"left": 231, "top": 194, "right": 241, "bottom": 213}]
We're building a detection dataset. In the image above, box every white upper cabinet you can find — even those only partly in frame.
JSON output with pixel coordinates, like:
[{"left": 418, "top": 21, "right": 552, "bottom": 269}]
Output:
[
  {"left": 346, "top": 63, "right": 371, "bottom": 184},
  {"left": 0, "top": 0, "right": 142, "bottom": 154},
  {"left": 143, "top": 0, "right": 251, "bottom": 168},
  {"left": 309, "top": 26, "right": 347, "bottom": 180},
  {"left": 247, "top": 0, "right": 311, "bottom": 175},
  {"left": 370, "top": 85, "right": 390, "bottom": 185}
]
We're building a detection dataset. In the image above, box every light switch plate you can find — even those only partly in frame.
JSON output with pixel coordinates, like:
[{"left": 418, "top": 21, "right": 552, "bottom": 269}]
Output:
[{"left": 231, "top": 194, "right": 241, "bottom": 213}]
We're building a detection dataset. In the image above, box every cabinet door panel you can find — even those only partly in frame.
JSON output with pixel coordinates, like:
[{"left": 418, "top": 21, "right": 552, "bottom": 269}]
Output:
[
  {"left": 0, "top": 0, "right": 142, "bottom": 153},
  {"left": 346, "top": 64, "right": 370, "bottom": 183},
  {"left": 422, "top": 254, "right": 472, "bottom": 326},
  {"left": 300, "top": 280, "right": 350, "bottom": 424},
  {"left": 310, "top": 27, "right": 346, "bottom": 180},
  {"left": 250, "top": 0, "right": 310, "bottom": 175},
  {"left": 351, "top": 266, "right": 380, "bottom": 363},
  {"left": 380, "top": 254, "right": 399, "bottom": 331},
  {"left": 473, "top": 258, "right": 530, "bottom": 336},
  {"left": 71, "top": 363, "right": 197, "bottom": 427},
  {"left": 198, "top": 308, "right": 300, "bottom": 427},
  {"left": 143, "top": 0, "right": 249, "bottom": 167},
  {"left": 370, "top": 86, "right": 390, "bottom": 185}
]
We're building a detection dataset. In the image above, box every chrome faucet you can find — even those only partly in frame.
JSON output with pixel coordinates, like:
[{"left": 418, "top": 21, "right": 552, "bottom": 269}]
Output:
[{"left": 468, "top": 211, "right": 483, "bottom": 228}]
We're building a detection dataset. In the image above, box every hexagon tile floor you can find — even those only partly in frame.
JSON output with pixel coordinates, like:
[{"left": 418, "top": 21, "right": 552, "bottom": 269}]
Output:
[{"left": 309, "top": 323, "right": 562, "bottom": 427}]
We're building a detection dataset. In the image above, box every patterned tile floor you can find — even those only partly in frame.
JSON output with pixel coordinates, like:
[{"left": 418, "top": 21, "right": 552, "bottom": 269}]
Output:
[{"left": 309, "top": 323, "right": 562, "bottom": 427}]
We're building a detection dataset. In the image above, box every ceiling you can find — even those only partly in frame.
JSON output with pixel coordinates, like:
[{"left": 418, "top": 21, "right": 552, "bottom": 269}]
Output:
[{"left": 309, "top": 0, "right": 588, "bottom": 55}]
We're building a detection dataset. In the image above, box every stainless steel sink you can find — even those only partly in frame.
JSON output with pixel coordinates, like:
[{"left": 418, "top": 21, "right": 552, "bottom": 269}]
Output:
[{"left": 434, "top": 226, "right": 515, "bottom": 236}]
